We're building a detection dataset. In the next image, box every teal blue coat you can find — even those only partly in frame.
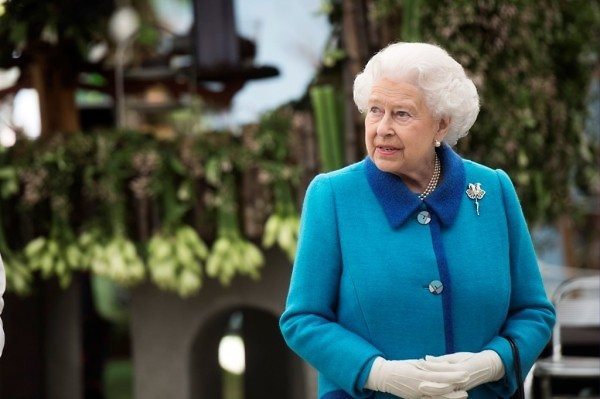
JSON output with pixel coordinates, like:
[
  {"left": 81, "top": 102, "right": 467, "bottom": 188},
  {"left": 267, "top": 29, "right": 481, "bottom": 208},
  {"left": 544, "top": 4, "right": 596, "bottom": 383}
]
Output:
[{"left": 279, "top": 145, "right": 555, "bottom": 399}]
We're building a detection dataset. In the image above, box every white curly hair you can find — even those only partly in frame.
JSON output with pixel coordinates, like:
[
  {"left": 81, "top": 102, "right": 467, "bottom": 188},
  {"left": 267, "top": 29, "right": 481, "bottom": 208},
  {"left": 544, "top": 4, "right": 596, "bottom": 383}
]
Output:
[{"left": 353, "top": 42, "right": 480, "bottom": 146}]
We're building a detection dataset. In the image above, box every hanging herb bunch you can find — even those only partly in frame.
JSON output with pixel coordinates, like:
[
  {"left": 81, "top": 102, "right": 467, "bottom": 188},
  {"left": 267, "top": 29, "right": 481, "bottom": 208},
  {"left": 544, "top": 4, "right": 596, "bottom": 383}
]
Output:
[
  {"left": 22, "top": 136, "right": 85, "bottom": 288},
  {"left": 0, "top": 107, "right": 302, "bottom": 296},
  {"left": 79, "top": 131, "right": 146, "bottom": 287},
  {"left": 0, "top": 146, "right": 31, "bottom": 295},
  {"left": 204, "top": 143, "right": 265, "bottom": 286},
  {"left": 145, "top": 141, "right": 209, "bottom": 298},
  {"left": 251, "top": 108, "right": 301, "bottom": 262}
]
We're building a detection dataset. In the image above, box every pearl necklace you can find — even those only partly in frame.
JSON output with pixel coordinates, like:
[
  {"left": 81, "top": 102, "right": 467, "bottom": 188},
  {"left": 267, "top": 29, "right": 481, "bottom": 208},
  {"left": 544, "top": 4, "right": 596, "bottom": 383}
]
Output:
[{"left": 418, "top": 153, "right": 441, "bottom": 201}]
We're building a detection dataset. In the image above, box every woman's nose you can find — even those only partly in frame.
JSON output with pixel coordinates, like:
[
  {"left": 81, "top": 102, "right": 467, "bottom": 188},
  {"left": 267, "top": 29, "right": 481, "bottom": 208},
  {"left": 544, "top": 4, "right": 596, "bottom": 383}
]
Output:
[{"left": 376, "top": 113, "right": 393, "bottom": 136}]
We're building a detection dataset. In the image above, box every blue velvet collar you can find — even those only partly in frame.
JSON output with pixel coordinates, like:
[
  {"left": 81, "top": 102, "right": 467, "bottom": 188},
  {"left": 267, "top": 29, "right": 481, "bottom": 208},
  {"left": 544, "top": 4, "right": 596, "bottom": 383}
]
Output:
[{"left": 365, "top": 143, "right": 465, "bottom": 228}]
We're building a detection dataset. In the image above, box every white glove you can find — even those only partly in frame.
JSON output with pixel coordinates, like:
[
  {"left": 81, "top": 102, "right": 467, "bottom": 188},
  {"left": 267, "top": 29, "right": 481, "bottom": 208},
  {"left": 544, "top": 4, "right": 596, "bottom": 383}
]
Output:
[
  {"left": 418, "top": 351, "right": 505, "bottom": 392},
  {"left": 365, "top": 356, "right": 469, "bottom": 399}
]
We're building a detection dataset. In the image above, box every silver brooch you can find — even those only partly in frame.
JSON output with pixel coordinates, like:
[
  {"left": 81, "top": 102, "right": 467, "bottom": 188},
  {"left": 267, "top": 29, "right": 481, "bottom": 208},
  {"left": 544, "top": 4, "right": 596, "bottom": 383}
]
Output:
[{"left": 466, "top": 183, "right": 485, "bottom": 215}]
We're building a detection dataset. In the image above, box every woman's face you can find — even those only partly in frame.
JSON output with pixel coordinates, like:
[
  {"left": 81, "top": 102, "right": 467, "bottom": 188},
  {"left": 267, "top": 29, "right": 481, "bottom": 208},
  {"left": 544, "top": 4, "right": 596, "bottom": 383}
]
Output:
[{"left": 364, "top": 78, "right": 448, "bottom": 177}]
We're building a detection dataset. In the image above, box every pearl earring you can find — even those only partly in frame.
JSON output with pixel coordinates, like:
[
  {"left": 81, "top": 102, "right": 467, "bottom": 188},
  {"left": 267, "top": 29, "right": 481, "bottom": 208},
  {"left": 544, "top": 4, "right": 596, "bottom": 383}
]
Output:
[{"left": 434, "top": 140, "right": 441, "bottom": 147}]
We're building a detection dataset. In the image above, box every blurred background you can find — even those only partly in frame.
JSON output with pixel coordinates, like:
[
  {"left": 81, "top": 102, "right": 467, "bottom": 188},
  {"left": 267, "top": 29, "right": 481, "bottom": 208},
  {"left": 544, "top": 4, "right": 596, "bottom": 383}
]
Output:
[{"left": 0, "top": 0, "right": 598, "bottom": 398}]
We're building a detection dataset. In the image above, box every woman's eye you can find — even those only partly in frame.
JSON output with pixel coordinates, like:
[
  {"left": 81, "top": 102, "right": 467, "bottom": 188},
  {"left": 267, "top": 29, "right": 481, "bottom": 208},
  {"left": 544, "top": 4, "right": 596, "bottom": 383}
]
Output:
[{"left": 394, "top": 111, "right": 410, "bottom": 118}]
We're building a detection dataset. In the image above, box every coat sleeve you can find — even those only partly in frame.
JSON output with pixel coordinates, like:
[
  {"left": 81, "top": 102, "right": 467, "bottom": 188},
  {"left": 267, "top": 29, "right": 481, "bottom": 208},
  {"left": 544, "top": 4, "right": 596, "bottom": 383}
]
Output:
[
  {"left": 483, "top": 169, "right": 556, "bottom": 396},
  {"left": 0, "top": 252, "right": 5, "bottom": 357},
  {"left": 279, "top": 174, "right": 383, "bottom": 398}
]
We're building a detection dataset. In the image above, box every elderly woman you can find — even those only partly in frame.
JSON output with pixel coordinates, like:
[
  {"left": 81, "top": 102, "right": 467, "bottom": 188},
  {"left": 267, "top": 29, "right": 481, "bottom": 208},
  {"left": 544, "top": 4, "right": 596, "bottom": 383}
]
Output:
[{"left": 279, "top": 42, "right": 555, "bottom": 399}]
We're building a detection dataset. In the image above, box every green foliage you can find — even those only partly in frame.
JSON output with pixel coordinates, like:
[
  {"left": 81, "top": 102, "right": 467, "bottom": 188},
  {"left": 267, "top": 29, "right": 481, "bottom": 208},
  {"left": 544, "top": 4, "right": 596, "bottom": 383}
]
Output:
[
  {"left": 0, "top": 116, "right": 300, "bottom": 295},
  {"left": 0, "top": 0, "right": 113, "bottom": 67},
  {"left": 370, "top": 0, "right": 600, "bottom": 224},
  {"left": 206, "top": 175, "right": 265, "bottom": 286},
  {"left": 424, "top": 0, "right": 599, "bottom": 223},
  {"left": 262, "top": 180, "right": 300, "bottom": 262},
  {"left": 251, "top": 109, "right": 302, "bottom": 262},
  {"left": 147, "top": 226, "right": 207, "bottom": 297}
]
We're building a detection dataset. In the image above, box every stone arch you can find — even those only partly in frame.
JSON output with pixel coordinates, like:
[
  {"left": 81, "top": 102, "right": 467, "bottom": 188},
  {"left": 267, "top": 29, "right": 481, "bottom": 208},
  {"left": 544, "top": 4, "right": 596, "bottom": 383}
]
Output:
[
  {"left": 130, "top": 249, "right": 314, "bottom": 399},
  {"left": 188, "top": 303, "right": 307, "bottom": 399}
]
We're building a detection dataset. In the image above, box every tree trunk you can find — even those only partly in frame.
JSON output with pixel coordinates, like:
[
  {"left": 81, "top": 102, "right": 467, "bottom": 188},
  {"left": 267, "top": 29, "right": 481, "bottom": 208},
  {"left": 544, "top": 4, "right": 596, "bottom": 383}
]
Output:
[{"left": 29, "top": 50, "right": 80, "bottom": 137}]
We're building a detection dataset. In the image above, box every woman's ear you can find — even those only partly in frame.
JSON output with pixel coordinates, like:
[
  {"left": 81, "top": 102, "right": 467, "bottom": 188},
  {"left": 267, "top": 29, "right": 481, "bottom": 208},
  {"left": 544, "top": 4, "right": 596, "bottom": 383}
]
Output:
[{"left": 435, "top": 117, "right": 451, "bottom": 142}]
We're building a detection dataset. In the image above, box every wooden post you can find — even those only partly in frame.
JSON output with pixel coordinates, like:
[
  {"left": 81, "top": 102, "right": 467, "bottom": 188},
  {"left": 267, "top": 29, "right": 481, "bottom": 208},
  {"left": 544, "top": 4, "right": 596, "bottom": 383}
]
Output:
[
  {"left": 558, "top": 215, "right": 577, "bottom": 269},
  {"left": 342, "top": 0, "right": 371, "bottom": 163},
  {"left": 29, "top": 49, "right": 80, "bottom": 137}
]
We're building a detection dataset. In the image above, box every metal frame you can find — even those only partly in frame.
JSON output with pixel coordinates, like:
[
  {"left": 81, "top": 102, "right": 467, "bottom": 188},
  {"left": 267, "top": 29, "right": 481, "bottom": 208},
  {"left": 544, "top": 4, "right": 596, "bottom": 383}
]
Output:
[{"left": 533, "top": 275, "right": 600, "bottom": 399}]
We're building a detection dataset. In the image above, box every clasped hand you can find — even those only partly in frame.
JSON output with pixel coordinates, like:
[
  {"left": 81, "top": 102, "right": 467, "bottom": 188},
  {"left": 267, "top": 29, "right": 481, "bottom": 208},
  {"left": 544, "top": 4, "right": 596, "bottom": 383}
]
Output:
[
  {"left": 365, "top": 356, "right": 468, "bottom": 399},
  {"left": 366, "top": 350, "right": 504, "bottom": 399},
  {"left": 418, "top": 350, "right": 505, "bottom": 392}
]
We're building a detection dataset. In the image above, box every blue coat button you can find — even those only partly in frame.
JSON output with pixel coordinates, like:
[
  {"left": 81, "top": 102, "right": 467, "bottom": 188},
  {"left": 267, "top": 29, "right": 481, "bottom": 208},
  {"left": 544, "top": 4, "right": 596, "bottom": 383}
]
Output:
[
  {"left": 417, "top": 210, "right": 431, "bottom": 225},
  {"left": 429, "top": 280, "right": 444, "bottom": 294}
]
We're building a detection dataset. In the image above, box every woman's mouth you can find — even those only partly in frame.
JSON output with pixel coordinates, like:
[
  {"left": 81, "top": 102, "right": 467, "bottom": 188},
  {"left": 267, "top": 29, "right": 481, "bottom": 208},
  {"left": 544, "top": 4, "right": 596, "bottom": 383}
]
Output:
[{"left": 376, "top": 146, "right": 400, "bottom": 156}]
